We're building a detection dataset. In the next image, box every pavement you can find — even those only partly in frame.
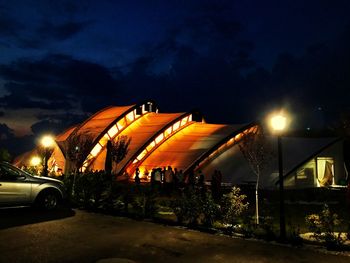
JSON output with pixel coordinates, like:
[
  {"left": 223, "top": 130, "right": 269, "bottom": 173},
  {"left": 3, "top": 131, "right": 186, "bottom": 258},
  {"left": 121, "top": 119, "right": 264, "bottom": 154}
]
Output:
[{"left": 0, "top": 207, "right": 349, "bottom": 263}]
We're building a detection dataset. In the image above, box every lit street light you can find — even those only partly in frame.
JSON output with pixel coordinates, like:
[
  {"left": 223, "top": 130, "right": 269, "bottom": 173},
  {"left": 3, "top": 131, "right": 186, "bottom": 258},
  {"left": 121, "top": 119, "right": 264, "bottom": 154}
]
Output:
[
  {"left": 30, "top": 156, "right": 41, "bottom": 167},
  {"left": 270, "top": 113, "right": 288, "bottom": 242},
  {"left": 40, "top": 135, "right": 55, "bottom": 177}
]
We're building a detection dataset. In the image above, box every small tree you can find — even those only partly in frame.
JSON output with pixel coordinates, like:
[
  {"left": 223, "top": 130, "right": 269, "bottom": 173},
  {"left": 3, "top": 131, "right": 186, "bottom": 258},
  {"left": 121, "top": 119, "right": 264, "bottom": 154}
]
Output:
[
  {"left": 37, "top": 146, "right": 54, "bottom": 176},
  {"left": 238, "top": 127, "right": 272, "bottom": 225},
  {"left": 62, "top": 133, "right": 95, "bottom": 174},
  {"left": 60, "top": 133, "right": 94, "bottom": 195},
  {"left": 105, "top": 135, "right": 131, "bottom": 175},
  {"left": 222, "top": 186, "right": 249, "bottom": 226}
]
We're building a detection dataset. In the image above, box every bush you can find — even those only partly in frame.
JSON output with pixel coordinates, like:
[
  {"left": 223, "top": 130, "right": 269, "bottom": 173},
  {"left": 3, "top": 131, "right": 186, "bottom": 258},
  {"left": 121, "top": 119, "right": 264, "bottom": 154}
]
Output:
[
  {"left": 200, "top": 193, "right": 220, "bottom": 227},
  {"left": 74, "top": 171, "right": 111, "bottom": 209},
  {"left": 221, "top": 186, "right": 249, "bottom": 227},
  {"left": 131, "top": 185, "right": 159, "bottom": 218},
  {"left": 287, "top": 225, "right": 303, "bottom": 247},
  {"left": 171, "top": 190, "right": 201, "bottom": 226},
  {"left": 305, "top": 204, "right": 345, "bottom": 250}
]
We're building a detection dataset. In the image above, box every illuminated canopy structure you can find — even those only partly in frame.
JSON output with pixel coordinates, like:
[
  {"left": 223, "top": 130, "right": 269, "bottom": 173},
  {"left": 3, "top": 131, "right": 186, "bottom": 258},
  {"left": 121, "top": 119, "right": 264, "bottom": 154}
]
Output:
[
  {"left": 13, "top": 101, "right": 347, "bottom": 188},
  {"left": 14, "top": 101, "right": 257, "bottom": 178}
]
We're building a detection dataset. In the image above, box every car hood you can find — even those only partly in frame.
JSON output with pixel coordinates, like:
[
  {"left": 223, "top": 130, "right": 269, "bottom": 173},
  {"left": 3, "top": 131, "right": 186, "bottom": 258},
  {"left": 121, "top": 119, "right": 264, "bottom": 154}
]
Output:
[{"left": 30, "top": 175, "right": 63, "bottom": 184}]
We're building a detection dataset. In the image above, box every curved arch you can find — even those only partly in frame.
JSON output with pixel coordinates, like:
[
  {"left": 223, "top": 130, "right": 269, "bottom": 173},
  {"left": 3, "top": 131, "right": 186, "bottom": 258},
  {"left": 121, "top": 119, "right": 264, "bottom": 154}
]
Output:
[
  {"left": 81, "top": 100, "right": 158, "bottom": 170},
  {"left": 121, "top": 110, "right": 201, "bottom": 176},
  {"left": 184, "top": 123, "right": 259, "bottom": 174}
]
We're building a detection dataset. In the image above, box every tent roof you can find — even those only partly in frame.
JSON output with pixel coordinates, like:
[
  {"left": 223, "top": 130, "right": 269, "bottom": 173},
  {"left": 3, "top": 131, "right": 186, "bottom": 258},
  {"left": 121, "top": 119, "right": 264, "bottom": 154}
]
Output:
[{"left": 138, "top": 123, "right": 241, "bottom": 171}]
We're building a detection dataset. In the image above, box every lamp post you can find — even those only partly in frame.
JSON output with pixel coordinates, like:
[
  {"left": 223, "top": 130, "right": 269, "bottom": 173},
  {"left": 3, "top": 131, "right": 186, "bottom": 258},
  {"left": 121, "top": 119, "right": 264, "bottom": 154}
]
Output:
[
  {"left": 40, "top": 135, "right": 55, "bottom": 177},
  {"left": 270, "top": 114, "right": 287, "bottom": 242}
]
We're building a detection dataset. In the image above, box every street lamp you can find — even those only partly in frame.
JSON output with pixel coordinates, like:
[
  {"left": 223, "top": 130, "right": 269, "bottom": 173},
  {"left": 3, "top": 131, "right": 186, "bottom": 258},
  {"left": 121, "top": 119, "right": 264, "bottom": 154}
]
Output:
[
  {"left": 270, "top": 114, "right": 287, "bottom": 242},
  {"left": 30, "top": 156, "right": 41, "bottom": 166},
  {"left": 40, "top": 135, "right": 55, "bottom": 177}
]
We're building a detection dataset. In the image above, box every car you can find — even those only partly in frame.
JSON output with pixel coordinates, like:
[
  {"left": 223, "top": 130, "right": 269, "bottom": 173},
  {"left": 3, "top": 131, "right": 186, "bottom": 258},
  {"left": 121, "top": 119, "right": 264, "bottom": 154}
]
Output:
[{"left": 0, "top": 162, "right": 66, "bottom": 210}]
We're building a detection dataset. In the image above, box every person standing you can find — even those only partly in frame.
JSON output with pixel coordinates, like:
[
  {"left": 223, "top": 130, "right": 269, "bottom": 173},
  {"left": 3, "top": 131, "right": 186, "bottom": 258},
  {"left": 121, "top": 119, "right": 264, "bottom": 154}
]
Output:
[
  {"left": 135, "top": 167, "right": 141, "bottom": 186},
  {"left": 164, "top": 166, "right": 174, "bottom": 193}
]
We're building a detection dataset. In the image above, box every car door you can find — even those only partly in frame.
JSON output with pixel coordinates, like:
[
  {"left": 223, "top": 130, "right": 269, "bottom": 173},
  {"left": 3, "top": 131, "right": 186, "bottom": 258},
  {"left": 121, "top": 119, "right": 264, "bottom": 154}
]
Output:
[{"left": 0, "top": 164, "right": 32, "bottom": 205}]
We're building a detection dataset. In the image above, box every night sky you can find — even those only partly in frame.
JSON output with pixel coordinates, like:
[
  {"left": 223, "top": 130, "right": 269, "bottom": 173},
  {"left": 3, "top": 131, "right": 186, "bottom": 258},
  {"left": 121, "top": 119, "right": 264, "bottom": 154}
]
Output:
[{"left": 1, "top": 0, "right": 350, "bottom": 156}]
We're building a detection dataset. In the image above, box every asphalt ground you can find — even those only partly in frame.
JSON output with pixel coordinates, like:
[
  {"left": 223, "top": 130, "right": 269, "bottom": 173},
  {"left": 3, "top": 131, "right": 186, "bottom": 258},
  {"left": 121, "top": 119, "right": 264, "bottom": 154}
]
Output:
[{"left": 0, "top": 207, "right": 349, "bottom": 263}]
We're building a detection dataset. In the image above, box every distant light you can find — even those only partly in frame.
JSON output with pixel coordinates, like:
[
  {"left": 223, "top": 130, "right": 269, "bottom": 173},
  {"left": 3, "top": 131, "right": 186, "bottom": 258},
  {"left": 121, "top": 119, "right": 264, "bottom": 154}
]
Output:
[
  {"left": 41, "top": 135, "right": 55, "bottom": 148},
  {"left": 306, "top": 127, "right": 311, "bottom": 131},
  {"left": 270, "top": 115, "right": 287, "bottom": 131},
  {"left": 318, "top": 107, "right": 322, "bottom": 111},
  {"left": 30, "top": 156, "right": 41, "bottom": 166}
]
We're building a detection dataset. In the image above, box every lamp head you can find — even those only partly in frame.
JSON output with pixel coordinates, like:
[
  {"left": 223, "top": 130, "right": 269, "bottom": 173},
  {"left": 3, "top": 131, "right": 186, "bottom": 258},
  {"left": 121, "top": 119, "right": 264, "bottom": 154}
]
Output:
[
  {"left": 41, "top": 135, "right": 55, "bottom": 148},
  {"left": 30, "top": 156, "right": 41, "bottom": 166},
  {"left": 270, "top": 115, "right": 287, "bottom": 131}
]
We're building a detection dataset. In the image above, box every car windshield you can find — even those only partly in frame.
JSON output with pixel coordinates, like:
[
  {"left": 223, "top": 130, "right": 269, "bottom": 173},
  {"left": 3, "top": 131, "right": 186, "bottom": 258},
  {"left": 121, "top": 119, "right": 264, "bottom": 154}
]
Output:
[{"left": 0, "top": 162, "right": 31, "bottom": 178}]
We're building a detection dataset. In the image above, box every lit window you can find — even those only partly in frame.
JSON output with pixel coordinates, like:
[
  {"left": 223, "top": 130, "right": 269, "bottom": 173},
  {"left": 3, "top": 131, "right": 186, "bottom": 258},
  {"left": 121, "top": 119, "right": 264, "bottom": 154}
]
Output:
[
  {"left": 117, "top": 119, "right": 125, "bottom": 130},
  {"left": 91, "top": 144, "right": 102, "bottom": 157},
  {"left": 235, "top": 133, "right": 242, "bottom": 141},
  {"left": 181, "top": 117, "right": 188, "bottom": 126},
  {"left": 126, "top": 111, "right": 134, "bottom": 123},
  {"left": 108, "top": 125, "right": 118, "bottom": 138},
  {"left": 133, "top": 159, "right": 138, "bottom": 164},
  {"left": 146, "top": 141, "right": 156, "bottom": 152},
  {"left": 164, "top": 126, "right": 172, "bottom": 137},
  {"left": 155, "top": 133, "right": 164, "bottom": 144},
  {"left": 136, "top": 150, "right": 147, "bottom": 161},
  {"left": 99, "top": 136, "right": 108, "bottom": 147},
  {"left": 173, "top": 121, "right": 180, "bottom": 131},
  {"left": 188, "top": 114, "right": 192, "bottom": 122}
]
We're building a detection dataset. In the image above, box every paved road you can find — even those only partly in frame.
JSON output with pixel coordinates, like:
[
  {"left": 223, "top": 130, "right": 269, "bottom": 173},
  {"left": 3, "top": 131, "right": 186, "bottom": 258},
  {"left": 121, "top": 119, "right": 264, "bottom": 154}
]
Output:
[{"left": 0, "top": 208, "right": 349, "bottom": 263}]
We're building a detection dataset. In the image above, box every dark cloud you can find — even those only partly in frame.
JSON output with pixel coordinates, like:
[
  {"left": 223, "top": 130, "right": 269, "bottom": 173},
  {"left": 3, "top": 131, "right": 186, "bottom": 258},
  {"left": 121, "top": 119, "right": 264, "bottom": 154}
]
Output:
[
  {"left": 119, "top": 3, "right": 255, "bottom": 123},
  {"left": 0, "top": 123, "right": 35, "bottom": 157},
  {"left": 0, "top": 54, "right": 121, "bottom": 112},
  {"left": 37, "top": 21, "right": 91, "bottom": 41},
  {"left": 0, "top": 7, "right": 23, "bottom": 38},
  {"left": 0, "top": 123, "right": 14, "bottom": 140},
  {"left": 241, "top": 27, "right": 350, "bottom": 129},
  {"left": 31, "top": 112, "right": 88, "bottom": 135}
]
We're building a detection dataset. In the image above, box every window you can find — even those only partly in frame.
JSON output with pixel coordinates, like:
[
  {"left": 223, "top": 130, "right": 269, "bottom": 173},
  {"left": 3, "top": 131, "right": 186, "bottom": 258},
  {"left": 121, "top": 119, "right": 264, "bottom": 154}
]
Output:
[
  {"left": 0, "top": 164, "right": 25, "bottom": 181},
  {"left": 317, "top": 157, "right": 334, "bottom": 187},
  {"left": 294, "top": 159, "right": 316, "bottom": 187}
]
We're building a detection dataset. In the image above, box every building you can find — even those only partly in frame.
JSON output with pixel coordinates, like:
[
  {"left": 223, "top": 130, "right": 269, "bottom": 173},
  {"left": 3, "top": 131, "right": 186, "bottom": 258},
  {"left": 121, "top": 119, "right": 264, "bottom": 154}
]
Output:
[{"left": 14, "top": 101, "right": 348, "bottom": 189}]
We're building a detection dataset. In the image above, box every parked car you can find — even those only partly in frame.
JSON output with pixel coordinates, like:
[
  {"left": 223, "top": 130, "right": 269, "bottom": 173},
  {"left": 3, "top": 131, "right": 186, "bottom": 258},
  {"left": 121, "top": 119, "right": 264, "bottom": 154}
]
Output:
[{"left": 0, "top": 162, "right": 66, "bottom": 210}]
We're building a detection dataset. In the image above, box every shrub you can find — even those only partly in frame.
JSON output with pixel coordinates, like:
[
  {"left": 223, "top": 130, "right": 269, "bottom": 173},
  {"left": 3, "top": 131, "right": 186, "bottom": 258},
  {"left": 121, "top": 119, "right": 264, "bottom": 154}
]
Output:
[
  {"left": 287, "top": 225, "right": 303, "bottom": 247},
  {"left": 171, "top": 190, "right": 201, "bottom": 226},
  {"left": 305, "top": 204, "right": 345, "bottom": 250},
  {"left": 131, "top": 185, "right": 159, "bottom": 218},
  {"left": 200, "top": 193, "right": 220, "bottom": 227},
  {"left": 221, "top": 186, "right": 249, "bottom": 227}
]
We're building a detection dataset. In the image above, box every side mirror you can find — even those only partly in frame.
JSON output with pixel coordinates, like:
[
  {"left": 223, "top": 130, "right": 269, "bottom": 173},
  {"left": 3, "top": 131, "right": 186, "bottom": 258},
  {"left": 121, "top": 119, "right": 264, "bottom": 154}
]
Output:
[{"left": 17, "top": 175, "right": 26, "bottom": 181}]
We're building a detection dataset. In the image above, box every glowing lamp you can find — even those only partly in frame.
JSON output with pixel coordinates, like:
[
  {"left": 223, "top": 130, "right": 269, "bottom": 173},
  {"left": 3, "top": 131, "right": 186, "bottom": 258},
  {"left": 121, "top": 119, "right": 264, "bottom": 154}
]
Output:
[
  {"left": 41, "top": 135, "right": 55, "bottom": 148},
  {"left": 30, "top": 156, "right": 41, "bottom": 166},
  {"left": 270, "top": 115, "right": 287, "bottom": 131}
]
